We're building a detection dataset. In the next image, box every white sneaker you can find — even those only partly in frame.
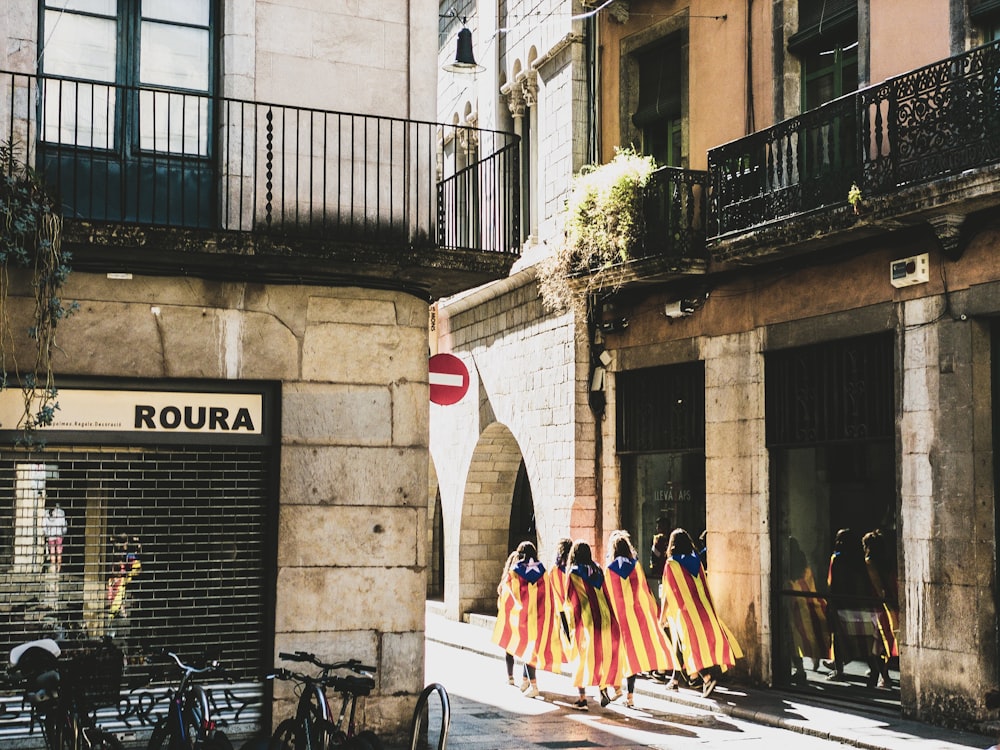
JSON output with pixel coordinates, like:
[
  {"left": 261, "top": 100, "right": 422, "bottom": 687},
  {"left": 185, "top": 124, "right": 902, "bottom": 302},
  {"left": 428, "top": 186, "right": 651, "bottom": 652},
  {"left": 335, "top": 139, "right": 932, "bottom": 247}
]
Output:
[{"left": 524, "top": 685, "right": 540, "bottom": 698}]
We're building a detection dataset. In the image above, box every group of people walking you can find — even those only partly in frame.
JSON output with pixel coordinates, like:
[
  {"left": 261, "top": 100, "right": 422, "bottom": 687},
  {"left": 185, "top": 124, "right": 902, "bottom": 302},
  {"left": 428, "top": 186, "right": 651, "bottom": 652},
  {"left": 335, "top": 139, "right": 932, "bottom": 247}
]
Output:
[
  {"left": 491, "top": 523, "right": 742, "bottom": 710},
  {"left": 788, "top": 527, "right": 899, "bottom": 689}
]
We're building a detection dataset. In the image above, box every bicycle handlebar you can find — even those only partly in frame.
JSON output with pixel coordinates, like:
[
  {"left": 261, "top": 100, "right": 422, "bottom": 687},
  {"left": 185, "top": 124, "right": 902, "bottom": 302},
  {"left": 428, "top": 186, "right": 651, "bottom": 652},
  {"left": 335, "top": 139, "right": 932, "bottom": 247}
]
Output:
[{"left": 276, "top": 651, "right": 376, "bottom": 675}]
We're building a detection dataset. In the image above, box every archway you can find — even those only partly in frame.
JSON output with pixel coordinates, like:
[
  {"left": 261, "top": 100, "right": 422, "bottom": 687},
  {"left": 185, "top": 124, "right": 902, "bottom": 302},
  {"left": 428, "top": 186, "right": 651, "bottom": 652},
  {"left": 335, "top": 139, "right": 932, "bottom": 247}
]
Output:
[
  {"left": 427, "top": 461, "right": 444, "bottom": 601},
  {"left": 457, "top": 421, "right": 526, "bottom": 617}
]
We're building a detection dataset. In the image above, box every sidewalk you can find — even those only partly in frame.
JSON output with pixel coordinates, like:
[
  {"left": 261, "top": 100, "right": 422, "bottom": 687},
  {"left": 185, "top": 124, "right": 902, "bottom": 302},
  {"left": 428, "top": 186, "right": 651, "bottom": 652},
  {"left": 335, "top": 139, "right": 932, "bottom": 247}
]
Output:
[{"left": 424, "top": 605, "right": 997, "bottom": 750}]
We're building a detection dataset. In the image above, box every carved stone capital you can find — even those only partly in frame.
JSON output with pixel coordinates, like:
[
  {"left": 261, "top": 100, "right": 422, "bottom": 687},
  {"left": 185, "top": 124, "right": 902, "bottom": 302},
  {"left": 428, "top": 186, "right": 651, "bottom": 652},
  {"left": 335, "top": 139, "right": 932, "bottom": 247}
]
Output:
[
  {"left": 505, "top": 86, "right": 526, "bottom": 118},
  {"left": 928, "top": 213, "right": 967, "bottom": 261},
  {"left": 521, "top": 70, "right": 538, "bottom": 107},
  {"left": 608, "top": 0, "right": 630, "bottom": 23}
]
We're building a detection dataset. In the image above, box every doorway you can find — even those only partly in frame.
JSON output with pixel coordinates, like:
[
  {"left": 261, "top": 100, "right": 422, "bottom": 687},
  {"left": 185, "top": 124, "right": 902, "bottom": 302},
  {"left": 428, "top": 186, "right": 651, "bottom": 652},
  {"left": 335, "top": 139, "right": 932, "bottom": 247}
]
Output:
[{"left": 767, "top": 333, "right": 899, "bottom": 706}]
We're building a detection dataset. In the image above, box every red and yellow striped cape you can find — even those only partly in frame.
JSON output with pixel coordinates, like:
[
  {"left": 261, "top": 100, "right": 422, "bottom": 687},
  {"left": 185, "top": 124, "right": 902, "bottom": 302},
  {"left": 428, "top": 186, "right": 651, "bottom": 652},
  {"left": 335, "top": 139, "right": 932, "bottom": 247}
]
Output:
[
  {"left": 491, "top": 561, "right": 563, "bottom": 672},
  {"left": 660, "top": 555, "right": 742, "bottom": 677},
  {"left": 563, "top": 565, "right": 621, "bottom": 687},
  {"left": 788, "top": 566, "right": 831, "bottom": 661},
  {"left": 605, "top": 557, "right": 677, "bottom": 676},
  {"left": 866, "top": 562, "right": 899, "bottom": 660}
]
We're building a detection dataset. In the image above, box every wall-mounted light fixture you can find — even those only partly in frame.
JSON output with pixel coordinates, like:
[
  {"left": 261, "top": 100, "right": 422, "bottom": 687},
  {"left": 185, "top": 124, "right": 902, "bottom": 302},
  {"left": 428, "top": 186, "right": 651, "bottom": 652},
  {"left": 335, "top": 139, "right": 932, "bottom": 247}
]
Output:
[
  {"left": 664, "top": 300, "right": 696, "bottom": 319},
  {"left": 664, "top": 291, "right": 709, "bottom": 319},
  {"left": 441, "top": 10, "right": 485, "bottom": 73}
]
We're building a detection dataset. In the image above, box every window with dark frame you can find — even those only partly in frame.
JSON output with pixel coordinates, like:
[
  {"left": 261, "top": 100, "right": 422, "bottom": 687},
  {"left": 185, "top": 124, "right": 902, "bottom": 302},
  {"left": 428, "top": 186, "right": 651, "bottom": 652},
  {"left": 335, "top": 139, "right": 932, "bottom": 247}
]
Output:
[
  {"left": 632, "top": 41, "right": 683, "bottom": 167},
  {"left": 37, "top": 0, "right": 216, "bottom": 226}
]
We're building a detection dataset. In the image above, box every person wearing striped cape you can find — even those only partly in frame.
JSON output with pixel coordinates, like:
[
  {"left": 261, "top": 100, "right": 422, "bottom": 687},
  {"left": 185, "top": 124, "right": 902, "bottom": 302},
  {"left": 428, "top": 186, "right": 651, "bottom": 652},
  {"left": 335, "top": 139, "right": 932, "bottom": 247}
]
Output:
[
  {"left": 659, "top": 528, "right": 743, "bottom": 697},
  {"left": 563, "top": 539, "right": 621, "bottom": 710},
  {"left": 604, "top": 530, "right": 678, "bottom": 708},
  {"left": 491, "top": 541, "right": 563, "bottom": 698}
]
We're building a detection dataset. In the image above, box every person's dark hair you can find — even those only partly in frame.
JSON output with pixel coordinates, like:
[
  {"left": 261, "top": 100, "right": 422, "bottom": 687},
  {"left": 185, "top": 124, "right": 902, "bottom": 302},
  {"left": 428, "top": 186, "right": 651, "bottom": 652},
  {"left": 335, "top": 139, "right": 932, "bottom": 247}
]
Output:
[
  {"left": 666, "top": 528, "right": 694, "bottom": 557},
  {"left": 609, "top": 529, "right": 637, "bottom": 559},
  {"left": 555, "top": 537, "right": 573, "bottom": 568},
  {"left": 498, "top": 550, "right": 518, "bottom": 593},
  {"left": 788, "top": 536, "right": 808, "bottom": 579},
  {"left": 833, "top": 528, "right": 863, "bottom": 561},
  {"left": 516, "top": 541, "right": 538, "bottom": 563},
  {"left": 568, "top": 539, "right": 593, "bottom": 567},
  {"left": 655, "top": 516, "right": 670, "bottom": 533}
]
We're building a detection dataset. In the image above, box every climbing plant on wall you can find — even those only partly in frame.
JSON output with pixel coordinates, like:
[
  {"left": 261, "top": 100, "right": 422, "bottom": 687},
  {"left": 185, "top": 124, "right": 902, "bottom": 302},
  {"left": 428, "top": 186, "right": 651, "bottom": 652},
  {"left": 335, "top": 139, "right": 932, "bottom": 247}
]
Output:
[
  {"left": 0, "top": 138, "right": 74, "bottom": 444},
  {"left": 537, "top": 147, "right": 657, "bottom": 320}
]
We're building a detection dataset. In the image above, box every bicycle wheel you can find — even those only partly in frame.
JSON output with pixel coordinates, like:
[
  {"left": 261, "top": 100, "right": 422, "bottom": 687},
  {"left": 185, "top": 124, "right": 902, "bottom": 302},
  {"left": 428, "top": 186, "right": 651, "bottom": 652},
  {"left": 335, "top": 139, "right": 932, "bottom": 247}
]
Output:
[
  {"left": 269, "top": 718, "right": 301, "bottom": 750},
  {"left": 203, "top": 729, "right": 235, "bottom": 750},
  {"left": 310, "top": 718, "right": 339, "bottom": 750},
  {"left": 146, "top": 714, "right": 200, "bottom": 750},
  {"left": 145, "top": 717, "right": 171, "bottom": 750},
  {"left": 86, "top": 727, "right": 126, "bottom": 750},
  {"left": 350, "top": 730, "right": 383, "bottom": 750}
]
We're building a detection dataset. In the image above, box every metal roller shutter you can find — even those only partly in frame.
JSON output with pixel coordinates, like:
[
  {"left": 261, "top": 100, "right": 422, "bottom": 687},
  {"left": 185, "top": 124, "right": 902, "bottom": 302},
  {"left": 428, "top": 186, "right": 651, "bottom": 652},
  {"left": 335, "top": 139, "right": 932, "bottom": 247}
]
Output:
[{"left": 0, "top": 444, "right": 271, "bottom": 744}]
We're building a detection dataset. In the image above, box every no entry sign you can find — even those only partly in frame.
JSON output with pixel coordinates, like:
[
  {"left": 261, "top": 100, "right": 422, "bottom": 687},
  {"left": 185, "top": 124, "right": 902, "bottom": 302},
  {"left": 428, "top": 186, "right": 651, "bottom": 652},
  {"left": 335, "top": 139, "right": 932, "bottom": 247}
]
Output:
[{"left": 429, "top": 353, "right": 470, "bottom": 405}]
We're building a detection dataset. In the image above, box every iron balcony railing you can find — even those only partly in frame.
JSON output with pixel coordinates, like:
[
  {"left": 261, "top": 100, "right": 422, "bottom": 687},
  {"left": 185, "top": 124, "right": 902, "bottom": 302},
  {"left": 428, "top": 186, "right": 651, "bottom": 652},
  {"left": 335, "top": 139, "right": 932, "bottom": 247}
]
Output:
[
  {"left": 709, "top": 39, "right": 1000, "bottom": 238},
  {"left": 639, "top": 165, "right": 708, "bottom": 263},
  {"left": 0, "top": 71, "right": 520, "bottom": 255}
]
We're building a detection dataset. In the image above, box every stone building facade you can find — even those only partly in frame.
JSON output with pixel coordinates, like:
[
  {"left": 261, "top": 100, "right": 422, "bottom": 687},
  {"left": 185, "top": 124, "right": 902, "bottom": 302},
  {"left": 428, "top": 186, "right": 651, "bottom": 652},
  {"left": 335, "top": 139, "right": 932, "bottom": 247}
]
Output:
[
  {"left": 0, "top": 0, "right": 519, "bottom": 745},
  {"left": 431, "top": 0, "right": 1000, "bottom": 733}
]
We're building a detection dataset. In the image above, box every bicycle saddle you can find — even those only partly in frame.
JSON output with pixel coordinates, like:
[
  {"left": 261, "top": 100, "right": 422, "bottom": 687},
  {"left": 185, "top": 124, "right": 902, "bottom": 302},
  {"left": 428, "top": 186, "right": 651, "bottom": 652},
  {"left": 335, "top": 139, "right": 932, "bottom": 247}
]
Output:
[
  {"left": 333, "top": 674, "right": 375, "bottom": 696},
  {"left": 10, "top": 638, "right": 60, "bottom": 667}
]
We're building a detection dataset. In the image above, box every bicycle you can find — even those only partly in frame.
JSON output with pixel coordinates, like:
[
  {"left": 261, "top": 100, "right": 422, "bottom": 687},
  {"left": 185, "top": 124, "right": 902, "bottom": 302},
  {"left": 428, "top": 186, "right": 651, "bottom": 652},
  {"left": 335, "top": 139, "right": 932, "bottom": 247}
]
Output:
[
  {"left": 4, "top": 637, "right": 125, "bottom": 750},
  {"left": 268, "top": 650, "right": 382, "bottom": 750},
  {"left": 146, "top": 650, "right": 234, "bottom": 750}
]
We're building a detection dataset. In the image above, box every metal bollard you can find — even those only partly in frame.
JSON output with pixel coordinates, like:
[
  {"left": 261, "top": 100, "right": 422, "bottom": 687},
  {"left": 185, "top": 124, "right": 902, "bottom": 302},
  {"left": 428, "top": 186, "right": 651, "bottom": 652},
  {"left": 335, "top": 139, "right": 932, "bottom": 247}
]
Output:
[{"left": 409, "top": 682, "right": 450, "bottom": 750}]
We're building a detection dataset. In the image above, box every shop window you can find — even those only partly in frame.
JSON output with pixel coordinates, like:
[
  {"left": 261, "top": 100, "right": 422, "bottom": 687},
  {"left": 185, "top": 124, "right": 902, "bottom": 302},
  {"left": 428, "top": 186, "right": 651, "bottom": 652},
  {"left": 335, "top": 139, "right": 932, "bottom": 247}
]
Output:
[
  {"left": 767, "top": 334, "right": 899, "bottom": 702},
  {"left": 0, "top": 445, "right": 269, "bottom": 740},
  {"left": 38, "top": 0, "right": 216, "bottom": 226},
  {"left": 617, "top": 362, "right": 705, "bottom": 574},
  {"left": 632, "top": 41, "right": 684, "bottom": 167}
]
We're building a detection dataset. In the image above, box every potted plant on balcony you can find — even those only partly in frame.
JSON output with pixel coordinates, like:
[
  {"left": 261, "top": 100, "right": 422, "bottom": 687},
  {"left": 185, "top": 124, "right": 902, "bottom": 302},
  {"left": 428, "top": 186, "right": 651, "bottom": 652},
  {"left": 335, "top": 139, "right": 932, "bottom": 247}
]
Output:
[
  {"left": 538, "top": 147, "right": 656, "bottom": 318},
  {"left": 848, "top": 182, "right": 863, "bottom": 215},
  {"left": 1, "top": 138, "right": 74, "bottom": 445}
]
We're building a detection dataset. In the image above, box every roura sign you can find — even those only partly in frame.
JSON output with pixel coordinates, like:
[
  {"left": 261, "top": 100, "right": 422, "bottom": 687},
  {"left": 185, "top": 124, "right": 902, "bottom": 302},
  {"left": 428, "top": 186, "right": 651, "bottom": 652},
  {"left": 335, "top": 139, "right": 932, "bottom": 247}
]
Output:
[{"left": 0, "top": 388, "right": 264, "bottom": 436}]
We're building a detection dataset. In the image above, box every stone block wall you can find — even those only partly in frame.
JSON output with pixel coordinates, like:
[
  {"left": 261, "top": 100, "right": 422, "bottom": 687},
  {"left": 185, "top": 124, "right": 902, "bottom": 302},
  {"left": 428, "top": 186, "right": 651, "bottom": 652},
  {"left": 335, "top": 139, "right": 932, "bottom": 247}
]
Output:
[
  {"left": 899, "top": 297, "right": 997, "bottom": 723},
  {"left": 17, "top": 270, "right": 431, "bottom": 739},
  {"left": 703, "top": 331, "right": 768, "bottom": 680},
  {"left": 431, "top": 270, "right": 588, "bottom": 619}
]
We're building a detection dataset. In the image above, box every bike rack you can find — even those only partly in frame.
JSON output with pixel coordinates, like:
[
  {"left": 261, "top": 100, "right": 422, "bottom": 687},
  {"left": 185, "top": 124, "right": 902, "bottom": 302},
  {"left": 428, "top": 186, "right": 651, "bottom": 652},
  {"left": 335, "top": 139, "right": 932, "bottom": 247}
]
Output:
[{"left": 409, "top": 683, "right": 450, "bottom": 750}]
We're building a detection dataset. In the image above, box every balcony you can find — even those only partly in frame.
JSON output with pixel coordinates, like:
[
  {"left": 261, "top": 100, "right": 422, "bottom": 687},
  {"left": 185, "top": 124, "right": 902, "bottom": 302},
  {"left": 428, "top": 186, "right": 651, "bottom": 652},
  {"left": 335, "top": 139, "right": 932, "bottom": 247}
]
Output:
[
  {"left": 633, "top": 166, "right": 709, "bottom": 279},
  {"left": 708, "top": 39, "right": 1000, "bottom": 264},
  {"left": 0, "top": 71, "right": 521, "bottom": 299}
]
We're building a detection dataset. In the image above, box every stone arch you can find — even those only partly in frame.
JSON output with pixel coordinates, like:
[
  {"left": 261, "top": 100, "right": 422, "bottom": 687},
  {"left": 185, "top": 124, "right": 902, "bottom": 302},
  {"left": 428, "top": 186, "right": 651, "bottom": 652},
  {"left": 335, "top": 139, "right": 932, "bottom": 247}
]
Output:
[
  {"left": 427, "top": 459, "right": 444, "bottom": 601},
  {"left": 457, "top": 421, "right": 525, "bottom": 617}
]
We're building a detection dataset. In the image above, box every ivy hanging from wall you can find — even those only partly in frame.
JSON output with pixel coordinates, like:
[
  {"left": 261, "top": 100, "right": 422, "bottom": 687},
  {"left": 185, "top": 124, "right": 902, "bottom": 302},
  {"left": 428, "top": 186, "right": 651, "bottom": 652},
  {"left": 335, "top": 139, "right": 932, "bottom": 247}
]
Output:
[
  {"left": 0, "top": 138, "right": 75, "bottom": 445},
  {"left": 537, "top": 147, "right": 657, "bottom": 322}
]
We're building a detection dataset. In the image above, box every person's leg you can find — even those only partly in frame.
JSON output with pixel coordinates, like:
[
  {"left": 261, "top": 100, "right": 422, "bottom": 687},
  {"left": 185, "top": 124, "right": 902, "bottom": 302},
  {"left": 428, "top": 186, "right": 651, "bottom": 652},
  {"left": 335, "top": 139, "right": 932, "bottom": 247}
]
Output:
[
  {"left": 625, "top": 674, "right": 637, "bottom": 707},
  {"left": 523, "top": 664, "right": 540, "bottom": 697},
  {"left": 701, "top": 669, "right": 717, "bottom": 697},
  {"left": 505, "top": 652, "right": 515, "bottom": 684},
  {"left": 573, "top": 687, "right": 588, "bottom": 709}
]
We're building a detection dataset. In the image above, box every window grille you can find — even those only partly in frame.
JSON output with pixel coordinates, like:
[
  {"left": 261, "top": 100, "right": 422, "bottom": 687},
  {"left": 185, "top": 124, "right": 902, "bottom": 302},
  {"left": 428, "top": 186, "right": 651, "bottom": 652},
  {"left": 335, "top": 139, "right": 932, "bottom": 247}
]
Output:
[
  {"left": 616, "top": 362, "right": 705, "bottom": 454},
  {"left": 0, "top": 444, "right": 271, "bottom": 743},
  {"left": 765, "top": 333, "right": 894, "bottom": 447}
]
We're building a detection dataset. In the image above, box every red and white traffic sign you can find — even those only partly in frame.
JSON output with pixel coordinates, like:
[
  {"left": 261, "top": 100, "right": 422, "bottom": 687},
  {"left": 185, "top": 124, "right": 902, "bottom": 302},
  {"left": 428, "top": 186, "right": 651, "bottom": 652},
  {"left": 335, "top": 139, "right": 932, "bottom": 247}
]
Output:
[{"left": 429, "top": 353, "right": 470, "bottom": 405}]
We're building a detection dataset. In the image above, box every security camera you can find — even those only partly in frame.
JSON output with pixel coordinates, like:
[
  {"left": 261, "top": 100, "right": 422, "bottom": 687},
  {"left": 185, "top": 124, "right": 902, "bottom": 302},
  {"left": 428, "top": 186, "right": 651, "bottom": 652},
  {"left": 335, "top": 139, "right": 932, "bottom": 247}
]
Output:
[{"left": 664, "top": 300, "right": 695, "bottom": 318}]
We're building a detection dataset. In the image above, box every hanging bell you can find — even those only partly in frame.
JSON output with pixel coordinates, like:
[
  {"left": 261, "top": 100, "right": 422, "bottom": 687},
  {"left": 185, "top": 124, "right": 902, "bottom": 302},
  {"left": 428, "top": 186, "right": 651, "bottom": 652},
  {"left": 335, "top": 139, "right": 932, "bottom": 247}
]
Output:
[{"left": 444, "top": 27, "right": 485, "bottom": 73}]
